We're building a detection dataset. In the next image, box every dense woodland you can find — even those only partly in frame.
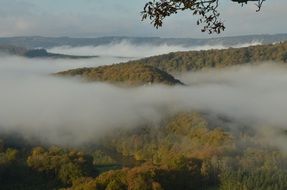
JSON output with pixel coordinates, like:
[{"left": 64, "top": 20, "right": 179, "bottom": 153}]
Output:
[
  {"left": 1, "top": 42, "right": 287, "bottom": 189},
  {"left": 1, "top": 111, "right": 287, "bottom": 190}
]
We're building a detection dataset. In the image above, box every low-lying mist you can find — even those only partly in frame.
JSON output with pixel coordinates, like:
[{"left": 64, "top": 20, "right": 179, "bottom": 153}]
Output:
[
  {"left": 47, "top": 40, "right": 262, "bottom": 58},
  {"left": 0, "top": 55, "right": 130, "bottom": 77},
  {"left": 0, "top": 55, "right": 286, "bottom": 147}
]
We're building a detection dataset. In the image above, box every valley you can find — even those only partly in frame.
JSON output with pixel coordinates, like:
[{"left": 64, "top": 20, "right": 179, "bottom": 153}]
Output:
[{"left": 1, "top": 34, "right": 287, "bottom": 190}]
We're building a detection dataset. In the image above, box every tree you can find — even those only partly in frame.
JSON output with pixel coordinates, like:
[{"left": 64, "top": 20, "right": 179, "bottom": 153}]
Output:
[{"left": 142, "top": 0, "right": 265, "bottom": 34}]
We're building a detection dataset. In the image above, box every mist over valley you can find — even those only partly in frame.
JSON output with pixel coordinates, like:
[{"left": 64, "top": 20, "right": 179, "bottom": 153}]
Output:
[{"left": 1, "top": 35, "right": 287, "bottom": 190}]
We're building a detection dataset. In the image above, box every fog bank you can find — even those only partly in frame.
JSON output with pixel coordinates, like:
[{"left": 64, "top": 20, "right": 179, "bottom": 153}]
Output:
[
  {"left": 47, "top": 40, "right": 262, "bottom": 58},
  {"left": 0, "top": 56, "right": 130, "bottom": 77},
  {"left": 0, "top": 56, "right": 286, "bottom": 146}
]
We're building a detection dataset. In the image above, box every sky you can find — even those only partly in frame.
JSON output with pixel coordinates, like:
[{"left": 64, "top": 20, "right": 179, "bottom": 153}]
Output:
[{"left": 0, "top": 0, "right": 286, "bottom": 38}]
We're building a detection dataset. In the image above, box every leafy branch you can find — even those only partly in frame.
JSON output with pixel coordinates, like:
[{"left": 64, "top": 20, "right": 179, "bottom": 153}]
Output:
[{"left": 142, "top": 0, "right": 265, "bottom": 34}]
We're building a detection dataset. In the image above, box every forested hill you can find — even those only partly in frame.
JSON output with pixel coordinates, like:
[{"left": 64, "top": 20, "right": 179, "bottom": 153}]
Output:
[
  {"left": 56, "top": 64, "right": 183, "bottom": 86},
  {"left": 125, "top": 41, "right": 287, "bottom": 73},
  {"left": 55, "top": 41, "right": 287, "bottom": 86}
]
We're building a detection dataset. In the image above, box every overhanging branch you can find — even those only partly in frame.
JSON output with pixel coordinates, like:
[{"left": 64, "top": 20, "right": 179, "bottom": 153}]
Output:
[{"left": 142, "top": 0, "right": 266, "bottom": 34}]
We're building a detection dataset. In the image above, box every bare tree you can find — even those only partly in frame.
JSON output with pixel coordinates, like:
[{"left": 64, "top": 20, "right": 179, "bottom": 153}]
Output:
[{"left": 142, "top": 0, "right": 265, "bottom": 34}]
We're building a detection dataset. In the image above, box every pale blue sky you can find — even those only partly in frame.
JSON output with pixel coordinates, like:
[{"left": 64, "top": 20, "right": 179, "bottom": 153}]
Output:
[{"left": 0, "top": 0, "right": 286, "bottom": 38}]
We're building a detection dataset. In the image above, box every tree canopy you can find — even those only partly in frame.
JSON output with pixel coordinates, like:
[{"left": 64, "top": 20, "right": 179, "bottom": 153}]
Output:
[{"left": 142, "top": 0, "right": 266, "bottom": 34}]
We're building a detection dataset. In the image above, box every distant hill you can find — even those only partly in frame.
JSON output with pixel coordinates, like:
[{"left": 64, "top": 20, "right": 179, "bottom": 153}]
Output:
[
  {"left": 56, "top": 64, "right": 183, "bottom": 86},
  {"left": 0, "top": 45, "right": 98, "bottom": 59},
  {"left": 0, "top": 45, "right": 28, "bottom": 56},
  {"left": 125, "top": 41, "right": 287, "bottom": 73},
  {"left": 0, "top": 33, "right": 287, "bottom": 48}
]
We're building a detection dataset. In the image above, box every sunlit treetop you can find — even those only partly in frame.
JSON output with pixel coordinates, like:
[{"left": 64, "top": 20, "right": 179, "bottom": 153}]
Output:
[{"left": 142, "top": 0, "right": 265, "bottom": 34}]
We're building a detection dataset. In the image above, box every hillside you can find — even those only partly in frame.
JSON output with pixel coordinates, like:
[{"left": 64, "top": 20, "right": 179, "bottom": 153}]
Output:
[
  {"left": 55, "top": 41, "right": 287, "bottom": 86},
  {"left": 56, "top": 64, "right": 183, "bottom": 86},
  {"left": 126, "top": 41, "right": 287, "bottom": 73}
]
